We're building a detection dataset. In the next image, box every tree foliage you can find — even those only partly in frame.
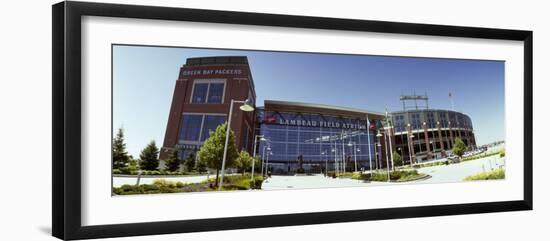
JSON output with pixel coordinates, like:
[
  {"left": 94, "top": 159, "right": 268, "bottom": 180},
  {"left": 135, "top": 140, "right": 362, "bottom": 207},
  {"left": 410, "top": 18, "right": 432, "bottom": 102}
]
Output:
[
  {"left": 196, "top": 158, "right": 208, "bottom": 174},
  {"left": 184, "top": 152, "right": 196, "bottom": 172},
  {"left": 139, "top": 141, "right": 160, "bottom": 170},
  {"left": 452, "top": 138, "right": 467, "bottom": 159},
  {"left": 164, "top": 148, "right": 181, "bottom": 172},
  {"left": 393, "top": 151, "right": 402, "bottom": 166},
  {"left": 235, "top": 150, "right": 253, "bottom": 174},
  {"left": 252, "top": 156, "right": 261, "bottom": 173},
  {"left": 112, "top": 128, "right": 131, "bottom": 169},
  {"left": 197, "top": 123, "right": 238, "bottom": 185}
]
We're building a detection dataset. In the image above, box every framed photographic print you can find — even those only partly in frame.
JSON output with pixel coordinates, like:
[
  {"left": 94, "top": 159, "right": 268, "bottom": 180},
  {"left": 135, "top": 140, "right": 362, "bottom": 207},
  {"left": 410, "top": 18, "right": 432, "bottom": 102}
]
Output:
[{"left": 52, "top": 1, "right": 533, "bottom": 240}]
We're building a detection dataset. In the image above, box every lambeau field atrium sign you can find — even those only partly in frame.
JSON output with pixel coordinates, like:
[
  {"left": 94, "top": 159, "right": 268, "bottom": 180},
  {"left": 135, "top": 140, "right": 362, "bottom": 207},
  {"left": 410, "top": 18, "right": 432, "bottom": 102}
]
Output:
[{"left": 275, "top": 118, "right": 367, "bottom": 130}]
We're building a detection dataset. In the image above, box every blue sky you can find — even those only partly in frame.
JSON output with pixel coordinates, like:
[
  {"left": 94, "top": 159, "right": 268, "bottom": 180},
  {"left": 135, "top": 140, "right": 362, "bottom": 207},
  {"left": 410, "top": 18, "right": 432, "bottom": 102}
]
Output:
[{"left": 113, "top": 45, "right": 505, "bottom": 158}]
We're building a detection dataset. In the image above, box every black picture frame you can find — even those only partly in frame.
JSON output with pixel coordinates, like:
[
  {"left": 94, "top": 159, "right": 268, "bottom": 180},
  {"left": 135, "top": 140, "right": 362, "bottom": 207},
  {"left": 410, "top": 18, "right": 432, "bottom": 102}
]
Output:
[{"left": 52, "top": 1, "right": 533, "bottom": 240}]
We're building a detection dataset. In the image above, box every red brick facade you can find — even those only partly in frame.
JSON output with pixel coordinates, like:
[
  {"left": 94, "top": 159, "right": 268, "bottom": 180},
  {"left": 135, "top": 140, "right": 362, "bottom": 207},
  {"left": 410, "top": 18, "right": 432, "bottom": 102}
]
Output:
[{"left": 160, "top": 57, "right": 256, "bottom": 160}]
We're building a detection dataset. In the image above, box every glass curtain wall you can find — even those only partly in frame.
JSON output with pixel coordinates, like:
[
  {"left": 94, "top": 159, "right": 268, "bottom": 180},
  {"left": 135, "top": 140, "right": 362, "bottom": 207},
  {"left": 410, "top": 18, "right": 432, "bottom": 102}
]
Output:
[{"left": 257, "top": 110, "right": 376, "bottom": 174}]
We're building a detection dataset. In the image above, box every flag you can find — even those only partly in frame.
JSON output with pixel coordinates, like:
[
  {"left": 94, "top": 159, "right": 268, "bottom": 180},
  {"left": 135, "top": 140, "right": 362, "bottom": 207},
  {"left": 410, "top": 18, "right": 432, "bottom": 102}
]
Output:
[
  {"left": 367, "top": 114, "right": 376, "bottom": 130},
  {"left": 265, "top": 116, "right": 277, "bottom": 124}
]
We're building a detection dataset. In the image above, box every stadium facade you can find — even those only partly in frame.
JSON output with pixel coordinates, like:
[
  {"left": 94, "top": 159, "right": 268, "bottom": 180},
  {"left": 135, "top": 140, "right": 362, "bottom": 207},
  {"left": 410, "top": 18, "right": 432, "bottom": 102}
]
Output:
[
  {"left": 160, "top": 56, "right": 256, "bottom": 160},
  {"left": 161, "top": 56, "right": 476, "bottom": 173}
]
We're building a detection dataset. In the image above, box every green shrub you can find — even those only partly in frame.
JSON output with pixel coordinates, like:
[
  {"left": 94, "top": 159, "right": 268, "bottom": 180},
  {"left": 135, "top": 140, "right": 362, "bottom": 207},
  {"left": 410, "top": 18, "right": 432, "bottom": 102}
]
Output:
[
  {"left": 389, "top": 170, "right": 419, "bottom": 180},
  {"left": 464, "top": 168, "right": 505, "bottom": 181},
  {"left": 413, "top": 161, "right": 447, "bottom": 169},
  {"left": 153, "top": 179, "right": 178, "bottom": 188},
  {"left": 367, "top": 169, "right": 423, "bottom": 182},
  {"left": 114, "top": 174, "right": 263, "bottom": 195},
  {"left": 351, "top": 172, "right": 371, "bottom": 180},
  {"left": 461, "top": 151, "right": 501, "bottom": 162},
  {"left": 141, "top": 184, "right": 160, "bottom": 192},
  {"left": 336, "top": 172, "right": 353, "bottom": 178},
  {"left": 369, "top": 172, "right": 389, "bottom": 182},
  {"left": 113, "top": 169, "right": 122, "bottom": 175}
]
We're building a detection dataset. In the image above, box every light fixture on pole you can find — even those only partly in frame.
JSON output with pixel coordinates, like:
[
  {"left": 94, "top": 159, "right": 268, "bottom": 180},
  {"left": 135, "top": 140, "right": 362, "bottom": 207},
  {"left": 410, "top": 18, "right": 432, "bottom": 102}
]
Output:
[
  {"left": 365, "top": 114, "right": 373, "bottom": 174},
  {"left": 331, "top": 148, "right": 337, "bottom": 174},
  {"left": 265, "top": 149, "right": 272, "bottom": 177},
  {"left": 264, "top": 146, "right": 272, "bottom": 177},
  {"left": 430, "top": 140, "right": 435, "bottom": 159},
  {"left": 398, "top": 147, "right": 403, "bottom": 167},
  {"left": 261, "top": 145, "right": 267, "bottom": 176},
  {"left": 218, "top": 99, "right": 254, "bottom": 190},
  {"left": 321, "top": 150, "right": 328, "bottom": 176},
  {"left": 409, "top": 134, "right": 415, "bottom": 166},
  {"left": 356, "top": 148, "right": 361, "bottom": 172},
  {"left": 341, "top": 131, "right": 346, "bottom": 173},
  {"left": 348, "top": 142, "right": 358, "bottom": 172},
  {"left": 251, "top": 135, "right": 266, "bottom": 181},
  {"left": 376, "top": 132, "right": 382, "bottom": 170},
  {"left": 384, "top": 110, "right": 394, "bottom": 171}
]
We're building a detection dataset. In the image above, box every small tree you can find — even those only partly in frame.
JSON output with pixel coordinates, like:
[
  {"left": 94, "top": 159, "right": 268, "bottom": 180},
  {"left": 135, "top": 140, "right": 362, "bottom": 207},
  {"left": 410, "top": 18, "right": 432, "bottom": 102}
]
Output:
[
  {"left": 197, "top": 123, "right": 238, "bottom": 186},
  {"left": 252, "top": 156, "right": 261, "bottom": 175},
  {"left": 235, "top": 150, "right": 253, "bottom": 175},
  {"left": 164, "top": 149, "right": 181, "bottom": 172},
  {"left": 112, "top": 128, "right": 130, "bottom": 169},
  {"left": 139, "top": 141, "right": 160, "bottom": 170},
  {"left": 452, "top": 138, "right": 467, "bottom": 160},
  {"left": 126, "top": 157, "right": 139, "bottom": 174},
  {"left": 196, "top": 157, "right": 207, "bottom": 174},
  {"left": 393, "top": 151, "right": 402, "bottom": 167},
  {"left": 184, "top": 152, "right": 196, "bottom": 172}
]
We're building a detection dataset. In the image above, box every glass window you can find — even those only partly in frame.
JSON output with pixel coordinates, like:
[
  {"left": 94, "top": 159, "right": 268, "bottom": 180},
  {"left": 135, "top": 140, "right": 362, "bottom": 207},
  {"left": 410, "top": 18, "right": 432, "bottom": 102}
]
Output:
[
  {"left": 191, "top": 83, "right": 208, "bottom": 103},
  {"left": 201, "top": 115, "right": 225, "bottom": 141},
  {"left": 207, "top": 83, "right": 224, "bottom": 103},
  {"left": 427, "top": 112, "right": 436, "bottom": 128},
  {"left": 393, "top": 114, "right": 405, "bottom": 132},
  {"left": 438, "top": 112, "right": 448, "bottom": 127},
  {"left": 179, "top": 115, "right": 203, "bottom": 141},
  {"left": 192, "top": 81, "right": 226, "bottom": 104},
  {"left": 411, "top": 113, "right": 421, "bottom": 129}
]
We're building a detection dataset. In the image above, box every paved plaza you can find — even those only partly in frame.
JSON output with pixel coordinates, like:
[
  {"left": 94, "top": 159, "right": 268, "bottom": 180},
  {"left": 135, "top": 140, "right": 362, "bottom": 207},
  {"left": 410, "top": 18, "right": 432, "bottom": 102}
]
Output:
[{"left": 113, "top": 154, "right": 504, "bottom": 189}]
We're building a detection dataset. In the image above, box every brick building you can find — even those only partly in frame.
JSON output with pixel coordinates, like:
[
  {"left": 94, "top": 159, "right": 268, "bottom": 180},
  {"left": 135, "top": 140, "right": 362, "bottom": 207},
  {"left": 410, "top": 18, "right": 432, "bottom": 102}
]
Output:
[{"left": 160, "top": 56, "right": 256, "bottom": 161}]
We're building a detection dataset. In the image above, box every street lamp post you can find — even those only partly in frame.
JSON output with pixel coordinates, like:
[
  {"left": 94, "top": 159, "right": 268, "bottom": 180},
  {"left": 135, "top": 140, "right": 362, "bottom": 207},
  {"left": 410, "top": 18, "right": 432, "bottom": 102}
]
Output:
[
  {"left": 357, "top": 148, "right": 361, "bottom": 171},
  {"left": 265, "top": 149, "right": 272, "bottom": 177},
  {"left": 409, "top": 134, "right": 415, "bottom": 166},
  {"left": 341, "top": 131, "right": 346, "bottom": 173},
  {"left": 376, "top": 132, "right": 383, "bottom": 170},
  {"left": 251, "top": 135, "right": 267, "bottom": 181},
  {"left": 366, "top": 114, "right": 373, "bottom": 174},
  {"left": 384, "top": 110, "right": 394, "bottom": 171},
  {"left": 384, "top": 127, "right": 394, "bottom": 171},
  {"left": 348, "top": 142, "right": 358, "bottom": 172},
  {"left": 331, "top": 148, "right": 337, "bottom": 174},
  {"left": 218, "top": 99, "right": 254, "bottom": 190},
  {"left": 398, "top": 147, "right": 403, "bottom": 166},
  {"left": 430, "top": 140, "right": 436, "bottom": 159},
  {"left": 383, "top": 133, "right": 389, "bottom": 171},
  {"left": 321, "top": 150, "right": 328, "bottom": 176},
  {"left": 261, "top": 145, "right": 267, "bottom": 176}
]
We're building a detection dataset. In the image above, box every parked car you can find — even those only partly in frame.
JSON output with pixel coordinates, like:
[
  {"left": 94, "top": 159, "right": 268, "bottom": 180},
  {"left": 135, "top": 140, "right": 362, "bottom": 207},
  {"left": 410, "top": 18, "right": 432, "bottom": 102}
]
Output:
[{"left": 447, "top": 155, "right": 460, "bottom": 163}]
